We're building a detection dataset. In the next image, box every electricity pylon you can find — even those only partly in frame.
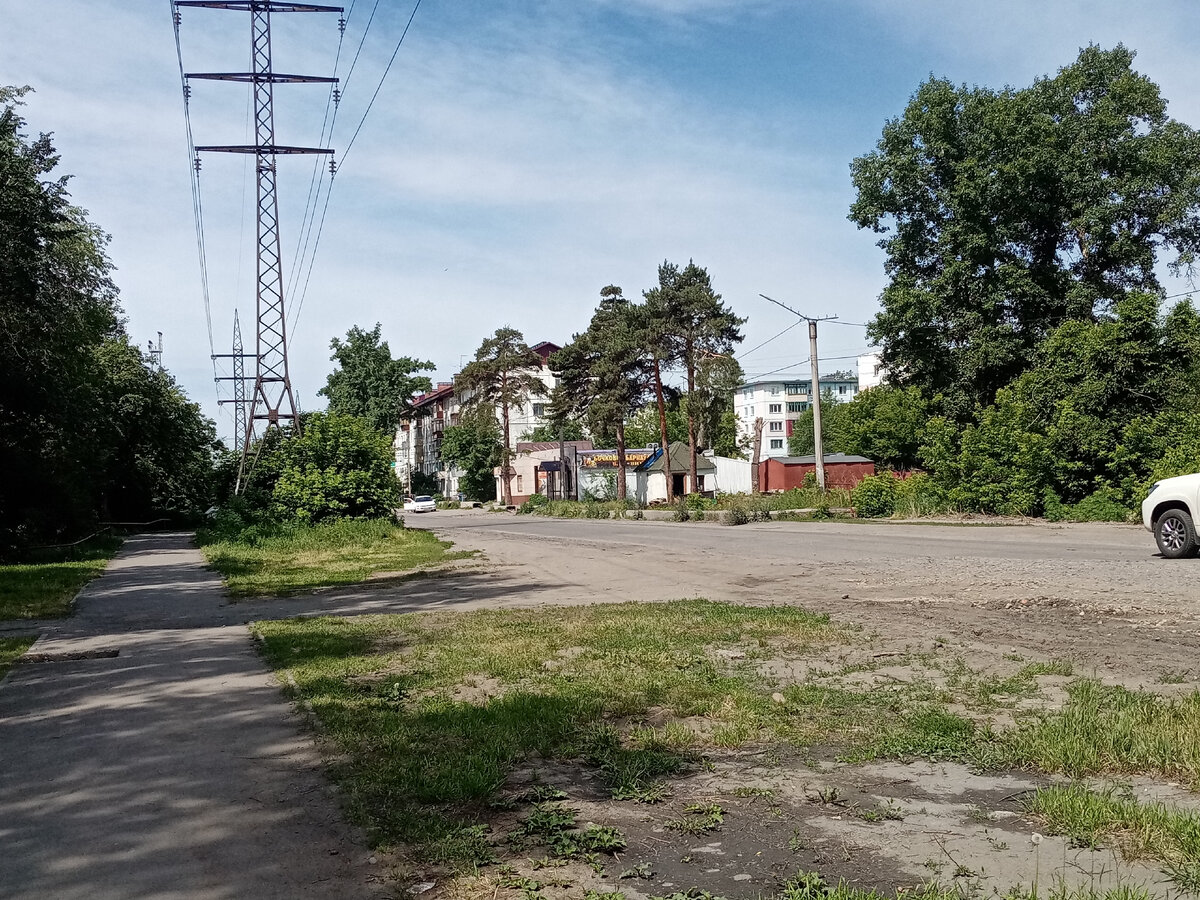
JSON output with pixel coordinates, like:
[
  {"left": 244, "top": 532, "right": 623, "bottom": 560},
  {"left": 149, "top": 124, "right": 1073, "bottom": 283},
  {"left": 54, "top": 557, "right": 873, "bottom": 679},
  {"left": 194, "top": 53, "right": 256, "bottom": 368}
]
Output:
[{"left": 176, "top": 0, "right": 341, "bottom": 486}]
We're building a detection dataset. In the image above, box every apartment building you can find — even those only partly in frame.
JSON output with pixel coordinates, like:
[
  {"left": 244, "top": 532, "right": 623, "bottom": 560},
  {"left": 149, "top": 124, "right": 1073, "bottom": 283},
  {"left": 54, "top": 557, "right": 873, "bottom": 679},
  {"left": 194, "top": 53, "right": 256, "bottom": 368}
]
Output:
[
  {"left": 734, "top": 370, "right": 860, "bottom": 459},
  {"left": 394, "top": 341, "right": 561, "bottom": 496}
]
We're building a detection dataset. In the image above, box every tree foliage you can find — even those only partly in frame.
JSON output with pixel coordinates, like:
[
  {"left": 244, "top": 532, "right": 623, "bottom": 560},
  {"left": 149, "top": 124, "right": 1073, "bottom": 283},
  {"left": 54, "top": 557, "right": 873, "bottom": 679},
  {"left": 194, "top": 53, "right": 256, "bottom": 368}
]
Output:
[
  {"left": 457, "top": 327, "right": 545, "bottom": 505},
  {"left": 318, "top": 323, "right": 433, "bottom": 435},
  {"left": 0, "top": 86, "right": 216, "bottom": 543},
  {"left": 550, "top": 286, "right": 652, "bottom": 498},
  {"left": 440, "top": 407, "right": 501, "bottom": 501},
  {"left": 265, "top": 413, "right": 399, "bottom": 524},
  {"left": 643, "top": 260, "right": 745, "bottom": 488},
  {"left": 851, "top": 45, "right": 1200, "bottom": 418}
]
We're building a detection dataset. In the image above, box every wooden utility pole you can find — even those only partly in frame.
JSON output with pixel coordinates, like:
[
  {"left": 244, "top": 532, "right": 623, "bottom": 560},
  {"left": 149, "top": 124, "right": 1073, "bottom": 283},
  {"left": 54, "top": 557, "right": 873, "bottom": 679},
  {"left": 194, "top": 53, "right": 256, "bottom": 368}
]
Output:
[
  {"left": 759, "top": 294, "right": 837, "bottom": 491},
  {"left": 750, "top": 417, "right": 764, "bottom": 493}
]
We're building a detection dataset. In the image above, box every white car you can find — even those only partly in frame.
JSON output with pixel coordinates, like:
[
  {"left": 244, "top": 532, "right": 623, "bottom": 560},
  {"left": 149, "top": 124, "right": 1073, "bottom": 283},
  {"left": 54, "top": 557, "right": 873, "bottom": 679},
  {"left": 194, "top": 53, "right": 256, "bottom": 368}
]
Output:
[
  {"left": 1142, "top": 473, "right": 1200, "bottom": 559},
  {"left": 403, "top": 495, "right": 437, "bottom": 514}
]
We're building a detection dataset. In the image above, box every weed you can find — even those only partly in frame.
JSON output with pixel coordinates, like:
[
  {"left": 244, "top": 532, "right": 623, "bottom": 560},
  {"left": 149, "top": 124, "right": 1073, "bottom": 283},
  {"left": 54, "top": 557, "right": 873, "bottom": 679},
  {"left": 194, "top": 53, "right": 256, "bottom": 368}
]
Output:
[
  {"left": 1158, "top": 671, "right": 1188, "bottom": 685},
  {"left": 1025, "top": 782, "right": 1200, "bottom": 890},
  {"left": 619, "top": 863, "right": 654, "bottom": 880},
  {"left": 667, "top": 803, "right": 724, "bottom": 835},
  {"left": 585, "top": 892, "right": 626, "bottom": 900},
  {"left": 0, "top": 636, "right": 35, "bottom": 679}
]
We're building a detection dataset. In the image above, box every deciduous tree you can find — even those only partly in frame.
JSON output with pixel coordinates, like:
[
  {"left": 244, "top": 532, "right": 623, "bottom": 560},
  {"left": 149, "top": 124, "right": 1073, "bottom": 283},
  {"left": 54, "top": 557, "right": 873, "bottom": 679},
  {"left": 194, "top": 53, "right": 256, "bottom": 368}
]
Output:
[
  {"left": 318, "top": 323, "right": 433, "bottom": 435},
  {"left": 851, "top": 45, "right": 1200, "bottom": 418}
]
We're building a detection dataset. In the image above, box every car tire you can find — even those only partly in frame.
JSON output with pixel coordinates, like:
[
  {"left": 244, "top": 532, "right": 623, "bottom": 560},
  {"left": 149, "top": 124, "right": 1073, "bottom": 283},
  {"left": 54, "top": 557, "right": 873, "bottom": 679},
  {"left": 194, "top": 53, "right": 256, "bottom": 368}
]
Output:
[{"left": 1154, "top": 508, "right": 1200, "bottom": 559}]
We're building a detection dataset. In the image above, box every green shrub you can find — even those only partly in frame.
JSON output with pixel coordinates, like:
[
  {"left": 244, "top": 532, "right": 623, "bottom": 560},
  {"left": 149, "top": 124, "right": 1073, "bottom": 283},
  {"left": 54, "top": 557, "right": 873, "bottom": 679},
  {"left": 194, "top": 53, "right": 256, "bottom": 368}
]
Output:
[
  {"left": 723, "top": 504, "right": 750, "bottom": 526},
  {"left": 518, "top": 493, "right": 551, "bottom": 515},
  {"left": 267, "top": 413, "right": 399, "bottom": 524},
  {"left": 1044, "top": 487, "right": 1132, "bottom": 523},
  {"left": 851, "top": 474, "right": 898, "bottom": 518},
  {"left": 892, "top": 472, "right": 948, "bottom": 517}
]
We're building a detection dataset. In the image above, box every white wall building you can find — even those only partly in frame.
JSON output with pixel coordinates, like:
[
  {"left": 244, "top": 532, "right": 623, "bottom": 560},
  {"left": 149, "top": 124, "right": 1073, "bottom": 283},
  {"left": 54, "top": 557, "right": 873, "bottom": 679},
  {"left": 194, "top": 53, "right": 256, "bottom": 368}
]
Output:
[
  {"left": 733, "top": 369, "right": 860, "bottom": 460},
  {"left": 858, "top": 350, "right": 887, "bottom": 391}
]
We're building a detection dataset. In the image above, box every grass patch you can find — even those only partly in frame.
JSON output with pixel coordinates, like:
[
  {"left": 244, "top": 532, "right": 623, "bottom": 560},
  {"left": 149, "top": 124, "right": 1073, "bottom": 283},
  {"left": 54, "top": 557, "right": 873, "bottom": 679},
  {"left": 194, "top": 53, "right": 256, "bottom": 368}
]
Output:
[
  {"left": 989, "top": 680, "right": 1200, "bottom": 786},
  {"left": 0, "top": 535, "right": 123, "bottom": 620},
  {"left": 773, "top": 871, "right": 1159, "bottom": 900},
  {"left": 251, "top": 600, "right": 847, "bottom": 855},
  {"left": 1026, "top": 782, "right": 1200, "bottom": 891},
  {"left": 0, "top": 636, "right": 36, "bottom": 679},
  {"left": 251, "top": 598, "right": 1200, "bottom": 875},
  {"left": 197, "top": 518, "right": 473, "bottom": 597}
]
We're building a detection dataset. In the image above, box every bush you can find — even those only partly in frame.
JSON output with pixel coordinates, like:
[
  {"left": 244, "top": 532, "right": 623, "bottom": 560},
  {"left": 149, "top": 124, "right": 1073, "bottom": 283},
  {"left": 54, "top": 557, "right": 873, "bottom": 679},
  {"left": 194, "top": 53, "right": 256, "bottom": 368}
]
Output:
[
  {"left": 892, "top": 473, "right": 948, "bottom": 518},
  {"left": 1043, "top": 487, "right": 1132, "bottom": 523},
  {"left": 723, "top": 504, "right": 751, "bottom": 526},
  {"left": 851, "top": 474, "right": 898, "bottom": 518},
  {"left": 268, "top": 413, "right": 400, "bottom": 524},
  {"left": 518, "top": 493, "right": 551, "bottom": 515}
]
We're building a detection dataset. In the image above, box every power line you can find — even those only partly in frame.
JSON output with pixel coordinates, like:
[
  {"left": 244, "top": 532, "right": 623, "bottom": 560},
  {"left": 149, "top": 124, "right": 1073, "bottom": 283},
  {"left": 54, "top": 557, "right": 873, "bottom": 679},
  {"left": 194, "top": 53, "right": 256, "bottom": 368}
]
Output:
[
  {"left": 169, "top": 1, "right": 215, "bottom": 361},
  {"left": 736, "top": 319, "right": 803, "bottom": 360},
  {"left": 290, "top": 0, "right": 424, "bottom": 333}
]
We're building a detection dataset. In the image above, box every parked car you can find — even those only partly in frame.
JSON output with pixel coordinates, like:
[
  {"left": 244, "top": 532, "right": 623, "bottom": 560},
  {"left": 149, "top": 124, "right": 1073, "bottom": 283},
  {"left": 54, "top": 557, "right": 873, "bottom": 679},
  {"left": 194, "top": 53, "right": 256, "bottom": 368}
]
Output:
[
  {"left": 403, "top": 495, "right": 437, "bottom": 514},
  {"left": 1142, "top": 473, "right": 1200, "bottom": 558}
]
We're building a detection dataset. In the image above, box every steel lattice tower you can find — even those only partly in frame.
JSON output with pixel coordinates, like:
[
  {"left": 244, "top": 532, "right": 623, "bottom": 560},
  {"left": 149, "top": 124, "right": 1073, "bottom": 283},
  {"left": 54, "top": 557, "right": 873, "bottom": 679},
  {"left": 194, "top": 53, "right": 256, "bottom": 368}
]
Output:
[
  {"left": 213, "top": 310, "right": 251, "bottom": 450},
  {"left": 177, "top": 0, "right": 341, "bottom": 478}
]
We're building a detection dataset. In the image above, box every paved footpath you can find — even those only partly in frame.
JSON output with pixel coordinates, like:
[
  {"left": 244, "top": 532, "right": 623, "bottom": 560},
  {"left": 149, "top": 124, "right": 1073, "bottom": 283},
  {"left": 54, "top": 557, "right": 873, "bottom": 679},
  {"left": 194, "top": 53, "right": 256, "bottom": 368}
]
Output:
[{"left": 0, "top": 533, "right": 386, "bottom": 900}]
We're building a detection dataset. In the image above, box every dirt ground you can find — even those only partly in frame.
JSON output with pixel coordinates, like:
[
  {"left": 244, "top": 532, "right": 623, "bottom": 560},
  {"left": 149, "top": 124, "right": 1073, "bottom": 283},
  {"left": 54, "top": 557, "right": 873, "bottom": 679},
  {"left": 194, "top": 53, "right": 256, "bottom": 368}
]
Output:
[{"left": 370, "top": 514, "right": 1200, "bottom": 900}]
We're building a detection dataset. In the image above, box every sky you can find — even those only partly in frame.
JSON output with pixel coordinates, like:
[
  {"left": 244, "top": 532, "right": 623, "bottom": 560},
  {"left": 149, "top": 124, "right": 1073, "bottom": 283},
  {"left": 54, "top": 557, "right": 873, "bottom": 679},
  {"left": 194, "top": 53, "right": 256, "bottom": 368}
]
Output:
[{"left": 5, "top": 0, "right": 1200, "bottom": 444}]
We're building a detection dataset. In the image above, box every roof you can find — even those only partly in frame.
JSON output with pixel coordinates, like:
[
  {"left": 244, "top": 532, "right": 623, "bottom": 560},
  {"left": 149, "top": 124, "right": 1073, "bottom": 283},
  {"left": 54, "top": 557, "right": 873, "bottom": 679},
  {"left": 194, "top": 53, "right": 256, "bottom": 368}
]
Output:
[
  {"left": 515, "top": 441, "right": 593, "bottom": 453},
  {"left": 636, "top": 441, "right": 716, "bottom": 474},
  {"left": 530, "top": 341, "right": 561, "bottom": 361},
  {"left": 767, "top": 453, "right": 873, "bottom": 465},
  {"left": 738, "top": 372, "right": 859, "bottom": 390}
]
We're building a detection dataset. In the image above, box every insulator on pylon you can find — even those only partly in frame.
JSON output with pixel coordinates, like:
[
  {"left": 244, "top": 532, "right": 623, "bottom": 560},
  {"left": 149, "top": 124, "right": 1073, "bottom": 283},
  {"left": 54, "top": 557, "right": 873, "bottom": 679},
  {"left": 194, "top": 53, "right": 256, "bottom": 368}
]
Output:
[
  {"left": 332, "top": 88, "right": 341, "bottom": 106},
  {"left": 174, "top": 10, "right": 181, "bottom": 26},
  {"left": 338, "top": 16, "right": 346, "bottom": 33},
  {"left": 194, "top": 155, "right": 202, "bottom": 173},
  {"left": 183, "top": 83, "right": 192, "bottom": 102},
  {"left": 328, "top": 157, "right": 338, "bottom": 177}
]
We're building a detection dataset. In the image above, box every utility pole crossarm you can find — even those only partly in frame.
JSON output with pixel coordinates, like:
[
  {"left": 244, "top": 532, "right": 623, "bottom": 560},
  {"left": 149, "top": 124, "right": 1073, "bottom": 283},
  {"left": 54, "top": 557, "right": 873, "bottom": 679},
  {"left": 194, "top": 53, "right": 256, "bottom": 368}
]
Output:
[
  {"left": 187, "top": 72, "right": 339, "bottom": 84},
  {"left": 175, "top": 2, "right": 343, "bottom": 12},
  {"left": 195, "top": 145, "right": 334, "bottom": 154}
]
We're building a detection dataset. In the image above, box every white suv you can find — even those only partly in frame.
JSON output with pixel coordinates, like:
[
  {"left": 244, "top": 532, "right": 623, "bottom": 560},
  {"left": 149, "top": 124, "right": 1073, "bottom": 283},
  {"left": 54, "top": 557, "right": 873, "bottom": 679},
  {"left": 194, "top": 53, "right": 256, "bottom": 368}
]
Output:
[{"left": 1142, "top": 473, "right": 1200, "bottom": 559}]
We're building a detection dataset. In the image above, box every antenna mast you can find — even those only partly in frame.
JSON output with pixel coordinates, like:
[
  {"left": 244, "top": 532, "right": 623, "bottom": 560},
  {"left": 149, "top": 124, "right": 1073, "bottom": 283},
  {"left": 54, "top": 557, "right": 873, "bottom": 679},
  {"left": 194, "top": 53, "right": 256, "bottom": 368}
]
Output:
[{"left": 176, "top": 0, "right": 342, "bottom": 486}]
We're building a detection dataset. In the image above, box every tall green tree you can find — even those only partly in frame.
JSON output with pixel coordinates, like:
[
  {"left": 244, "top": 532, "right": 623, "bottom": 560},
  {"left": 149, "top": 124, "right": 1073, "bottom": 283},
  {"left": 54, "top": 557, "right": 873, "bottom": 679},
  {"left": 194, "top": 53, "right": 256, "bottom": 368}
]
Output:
[
  {"left": 643, "top": 261, "right": 745, "bottom": 493},
  {"left": 456, "top": 327, "right": 545, "bottom": 505},
  {"left": 441, "top": 406, "right": 502, "bottom": 502},
  {"left": 1, "top": 86, "right": 217, "bottom": 541},
  {"left": 318, "top": 323, "right": 433, "bottom": 434},
  {"left": 93, "top": 337, "right": 219, "bottom": 522},
  {"left": 550, "top": 286, "right": 653, "bottom": 500},
  {"left": 850, "top": 45, "right": 1200, "bottom": 418}
]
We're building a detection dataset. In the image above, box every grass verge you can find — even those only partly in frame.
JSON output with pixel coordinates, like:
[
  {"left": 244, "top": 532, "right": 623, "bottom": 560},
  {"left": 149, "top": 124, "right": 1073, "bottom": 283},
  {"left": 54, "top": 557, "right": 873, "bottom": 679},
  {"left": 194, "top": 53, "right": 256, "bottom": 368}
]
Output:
[
  {"left": 0, "top": 535, "right": 123, "bottom": 620},
  {"left": 251, "top": 599, "right": 1200, "bottom": 877},
  {"left": 0, "top": 636, "right": 36, "bottom": 679},
  {"left": 198, "top": 518, "right": 474, "bottom": 597},
  {"left": 1026, "top": 783, "right": 1200, "bottom": 892}
]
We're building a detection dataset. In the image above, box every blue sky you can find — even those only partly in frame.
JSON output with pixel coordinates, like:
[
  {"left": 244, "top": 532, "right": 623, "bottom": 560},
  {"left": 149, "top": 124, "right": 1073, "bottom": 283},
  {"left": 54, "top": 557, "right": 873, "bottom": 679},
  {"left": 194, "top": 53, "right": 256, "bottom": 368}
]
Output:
[{"left": 4, "top": 0, "right": 1200, "bottom": 443}]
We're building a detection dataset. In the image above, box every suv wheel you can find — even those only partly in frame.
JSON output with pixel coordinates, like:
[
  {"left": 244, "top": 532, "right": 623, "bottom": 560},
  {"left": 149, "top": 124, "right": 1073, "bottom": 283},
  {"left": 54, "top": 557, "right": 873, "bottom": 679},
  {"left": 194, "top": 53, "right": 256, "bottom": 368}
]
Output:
[{"left": 1155, "top": 509, "right": 1199, "bottom": 559}]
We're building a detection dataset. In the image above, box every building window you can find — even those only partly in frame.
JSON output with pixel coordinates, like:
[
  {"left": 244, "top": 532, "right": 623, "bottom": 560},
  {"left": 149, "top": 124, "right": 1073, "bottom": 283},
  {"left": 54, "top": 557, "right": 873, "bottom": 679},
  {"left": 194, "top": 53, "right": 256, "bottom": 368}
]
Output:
[
  {"left": 517, "top": 474, "right": 523, "bottom": 492},
  {"left": 787, "top": 402, "right": 805, "bottom": 413},
  {"left": 770, "top": 439, "right": 783, "bottom": 449},
  {"left": 785, "top": 383, "right": 802, "bottom": 395},
  {"left": 770, "top": 386, "right": 781, "bottom": 396},
  {"left": 768, "top": 403, "right": 782, "bottom": 414},
  {"left": 838, "top": 385, "right": 847, "bottom": 395},
  {"left": 532, "top": 403, "right": 547, "bottom": 417},
  {"left": 768, "top": 421, "right": 783, "bottom": 432}
]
